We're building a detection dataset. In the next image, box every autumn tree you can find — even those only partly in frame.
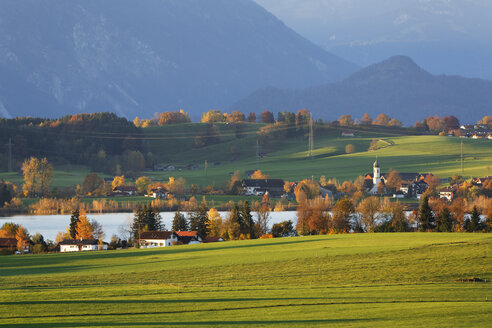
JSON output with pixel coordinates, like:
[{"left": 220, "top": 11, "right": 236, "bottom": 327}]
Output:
[
  {"left": 357, "top": 196, "right": 380, "bottom": 232},
  {"left": 373, "top": 113, "right": 391, "bottom": 126},
  {"left": 15, "top": 225, "right": 30, "bottom": 252},
  {"left": 201, "top": 110, "right": 227, "bottom": 123},
  {"left": 75, "top": 211, "right": 94, "bottom": 239},
  {"left": 390, "top": 202, "right": 409, "bottom": 232},
  {"left": 294, "top": 179, "right": 320, "bottom": 203},
  {"left": 360, "top": 113, "right": 373, "bottom": 125},
  {"left": 338, "top": 114, "right": 354, "bottom": 126},
  {"left": 166, "top": 177, "right": 187, "bottom": 195},
  {"left": 331, "top": 198, "right": 354, "bottom": 233},
  {"left": 247, "top": 112, "right": 256, "bottom": 123},
  {"left": 260, "top": 110, "right": 275, "bottom": 124},
  {"left": 22, "top": 157, "right": 53, "bottom": 197},
  {"left": 251, "top": 170, "right": 270, "bottom": 179},
  {"left": 172, "top": 210, "right": 188, "bottom": 231},
  {"left": 82, "top": 173, "right": 105, "bottom": 196},
  {"left": 388, "top": 118, "right": 403, "bottom": 127},
  {"left": 112, "top": 176, "right": 125, "bottom": 190},
  {"left": 207, "top": 208, "right": 223, "bottom": 237},
  {"left": 386, "top": 169, "right": 402, "bottom": 193},
  {"left": 229, "top": 171, "right": 242, "bottom": 195},
  {"left": 255, "top": 193, "right": 271, "bottom": 235},
  {"left": 157, "top": 110, "right": 191, "bottom": 125},
  {"left": 136, "top": 176, "right": 153, "bottom": 195},
  {"left": 0, "top": 222, "right": 19, "bottom": 238},
  {"left": 345, "top": 144, "right": 355, "bottom": 154}
]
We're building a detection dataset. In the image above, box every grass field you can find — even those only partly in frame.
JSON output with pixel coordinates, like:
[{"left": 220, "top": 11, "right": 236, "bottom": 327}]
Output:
[
  {"left": 143, "top": 129, "right": 492, "bottom": 187},
  {"left": 0, "top": 233, "right": 490, "bottom": 327},
  {"left": 1, "top": 124, "right": 491, "bottom": 190}
]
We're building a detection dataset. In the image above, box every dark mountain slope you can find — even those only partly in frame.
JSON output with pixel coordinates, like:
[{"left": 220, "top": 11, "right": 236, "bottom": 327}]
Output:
[
  {"left": 0, "top": 0, "right": 357, "bottom": 119},
  {"left": 230, "top": 56, "right": 492, "bottom": 124}
]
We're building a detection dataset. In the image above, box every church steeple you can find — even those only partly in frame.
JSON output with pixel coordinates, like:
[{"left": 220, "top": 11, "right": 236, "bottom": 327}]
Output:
[{"left": 373, "top": 157, "right": 381, "bottom": 185}]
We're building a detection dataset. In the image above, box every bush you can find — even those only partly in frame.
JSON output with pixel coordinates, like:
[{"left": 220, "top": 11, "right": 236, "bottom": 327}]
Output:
[
  {"left": 345, "top": 144, "right": 355, "bottom": 154},
  {"left": 32, "top": 244, "right": 46, "bottom": 254}
]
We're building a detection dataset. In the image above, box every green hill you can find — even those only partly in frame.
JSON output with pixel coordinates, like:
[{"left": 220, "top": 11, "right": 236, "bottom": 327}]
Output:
[
  {"left": 1, "top": 233, "right": 490, "bottom": 327},
  {"left": 143, "top": 124, "right": 492, "bottom": 187}
]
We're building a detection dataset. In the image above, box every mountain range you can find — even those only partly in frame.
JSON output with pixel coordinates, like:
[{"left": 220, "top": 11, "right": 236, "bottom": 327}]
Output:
[
  {"left": 230, "top": 56, "right": 492, "bottom": 125},
  {"left": 0, "top": 0, "right": 357, "bottom": 119}
]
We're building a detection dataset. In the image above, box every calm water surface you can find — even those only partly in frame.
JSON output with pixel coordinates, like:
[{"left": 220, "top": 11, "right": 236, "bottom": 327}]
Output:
[{"left": 0, "top": 212, "right": 298, "bottom": 241}]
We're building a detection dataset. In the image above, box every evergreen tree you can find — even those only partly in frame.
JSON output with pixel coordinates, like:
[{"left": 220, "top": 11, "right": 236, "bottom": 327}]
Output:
[
  {"left": 468, "top": 206, "right": 482, "bottom": 232},
  {"left": 172, "top": 210, "right": 188, "bottom": 231},
  {"left": 69, "top": 209, "right": 80, "bottom": 239},
  {"left": 240, "top": 201, "right": 256, "bottom": 238},
  {"left": 132, "top": 204, "right": 163, "bottom": 242},
  {"left": 188, "top": 202, "right": 209, "bottom": 238},
  {"left": 436, "top": 207, "right": 453, "bottom": 232},
  {"left": 418, "top": 196, "right": 434, "bottom": 231},
  {"left": 228, "top": 203, "right": 242, "bottom": 240}
]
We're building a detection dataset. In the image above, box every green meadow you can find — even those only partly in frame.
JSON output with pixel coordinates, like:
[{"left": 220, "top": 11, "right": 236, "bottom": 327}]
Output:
[
  {"left": 0, "top": 233, "right": 491, "bottom": 327},
  {"left": 1, "top": 124, "right": 491, "bottom": 190},
  {"left": 143, "top": 124, "right": 492, "bottom": 186}
]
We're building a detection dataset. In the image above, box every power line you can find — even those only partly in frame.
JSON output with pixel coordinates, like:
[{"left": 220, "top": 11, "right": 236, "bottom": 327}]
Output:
[{"left": 308, "top": 114, "right": 314, "bottom": 159}]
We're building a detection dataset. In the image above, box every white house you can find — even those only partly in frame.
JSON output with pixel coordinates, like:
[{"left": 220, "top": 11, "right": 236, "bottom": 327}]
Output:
[
  {"left": 59, "top": 239, "right": 108, "bottom": 252},
  {"left": 139, "top": 231, "right": 178, "bottom": 248},
  {"left": 176, "top": 231, "right": 202, "bottom": 245}
]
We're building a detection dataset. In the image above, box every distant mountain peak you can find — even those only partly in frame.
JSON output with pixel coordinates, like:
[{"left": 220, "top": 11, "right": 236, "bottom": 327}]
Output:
[
  {"left": 343, "top": 55, "right": 431, "bottom": 84},
  {"left": 231, "top": 55, "right": 492, "bottom": 124}
]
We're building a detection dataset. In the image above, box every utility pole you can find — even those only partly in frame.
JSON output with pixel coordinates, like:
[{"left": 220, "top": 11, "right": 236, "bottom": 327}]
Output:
[
  {"left": 8, "top": 137, "right": 13, "bottom": 172},
  {"left": 308, "top": 114, "right": 314, "bottom": 159},
  {"left": 256, "top": 139, "right": 260, "bottom": 170},
  {"left": 460, "top": 140, "right": 464, "bottom": 174}
]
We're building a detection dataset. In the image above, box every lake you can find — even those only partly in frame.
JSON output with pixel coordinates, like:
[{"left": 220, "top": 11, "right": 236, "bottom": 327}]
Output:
[{"left": 0, "top": 211, "right": 298, "bottom": 241}]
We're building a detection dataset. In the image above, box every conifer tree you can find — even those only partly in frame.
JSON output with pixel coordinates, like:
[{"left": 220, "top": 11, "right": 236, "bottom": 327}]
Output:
[
  {"left": 418, "top": 196, "right": 434, "bottom": 231},
  {"left": 240, "top": 201, "right": 255, "bottom": 238},
  {"left": 172, "top": 210, "right": 188, "bottom": 231},
  {"left": 69, "top": 209, "right": 80, "bottom": 239},
  {"left": 188, "top": 202, "right": 209, "bottom": 238}
]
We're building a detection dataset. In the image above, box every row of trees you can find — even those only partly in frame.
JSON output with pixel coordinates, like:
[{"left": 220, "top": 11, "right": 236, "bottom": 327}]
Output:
[
  {"left": 56, "top": 209, "right": 104, "bottom": 242},
  {"left": 296, "top": 195, "right": 491, "bottom": 235},
  {"left": 414, "top": 115, "right": 460, "bottom": 133},
  {"left": 339, "top": 113, "right": 403, "bottom": 127},
  {"left": 133, "top": 110, "right": 191, "bottom": 127}
]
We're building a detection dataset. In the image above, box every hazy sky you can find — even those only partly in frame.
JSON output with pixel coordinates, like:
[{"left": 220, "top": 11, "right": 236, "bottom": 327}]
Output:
[
  {"left": 254, "top": 0, "right": 492, "bottom": 78},
  {"left": 254, "top": 0, "right": 491, "bottom": 47}
]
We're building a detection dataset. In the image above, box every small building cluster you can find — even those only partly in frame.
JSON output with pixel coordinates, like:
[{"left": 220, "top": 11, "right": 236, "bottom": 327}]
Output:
[
  {"left": 460, "top": 124, "right": 492, "bottom": 139},
  {"left": 363, "top": 159, "right": 431, "bottom": 199},
  {"left": 59, "top": 239, "right": 109, "bottom": 252},
  {"left": 139, "top": 231, "right": 222, "bottom": 248},
  {"left": 439, "top": 176, "right": 491, "bottom": 201}
]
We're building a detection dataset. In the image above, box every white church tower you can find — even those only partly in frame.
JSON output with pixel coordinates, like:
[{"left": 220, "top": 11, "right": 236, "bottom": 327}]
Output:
[{"left": 373, "top": 158, "right": 381, "bottom": 186}]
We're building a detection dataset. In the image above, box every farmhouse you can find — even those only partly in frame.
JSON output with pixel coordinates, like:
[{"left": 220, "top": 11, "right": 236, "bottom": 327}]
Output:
[
  {"left": 0, "top": 238, "right": 17, "bottom": 250},
  {"left": 59, "top": 239, "right": 108, "bottom": 252},
  {"left": 204, "top": 236, "right": 224, "bottom": 243},
  {"left": 112, "top": 186, "right": 137, "bottom": 196},
  {"left": 242, "top": 179, "right": 285, "bottom": 196},
  {"left": 176, "top": 231, "right": 202, "bottom": 244},
  {"left": 148, "top": 186, "right": 169, "bottom": 199},
  {"left": 139, "top": 231, "right": 178, "bottom": 248},
  {"left": 439, "top": 186, "right": 457, "bottom": 201},
  {"left": 364, "top": 160, "right": 430, "bottom": 197}
]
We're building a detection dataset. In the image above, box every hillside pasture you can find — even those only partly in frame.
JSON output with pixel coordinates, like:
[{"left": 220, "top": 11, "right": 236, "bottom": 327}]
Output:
[{"left": 0, "top": 233, "right": 490, "bottom": 327}]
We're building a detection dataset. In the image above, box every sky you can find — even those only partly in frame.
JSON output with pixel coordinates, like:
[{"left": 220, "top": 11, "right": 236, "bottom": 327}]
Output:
[{"left": 254, "top": 0, "right": 492, "bottom": 78}]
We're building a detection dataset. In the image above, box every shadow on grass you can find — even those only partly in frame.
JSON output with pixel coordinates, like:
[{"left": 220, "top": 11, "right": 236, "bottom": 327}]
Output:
[
  {"left": 0, "top": 318, "right": 373, "bottom": 327},
  {"left": 1, "top": 237, "right": 330, "bottom": 274}
]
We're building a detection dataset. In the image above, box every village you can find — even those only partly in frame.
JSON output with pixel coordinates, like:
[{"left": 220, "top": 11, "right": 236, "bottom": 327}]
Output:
[{"left": 2, "top": 159, "right": 490, "bottom": 256}]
